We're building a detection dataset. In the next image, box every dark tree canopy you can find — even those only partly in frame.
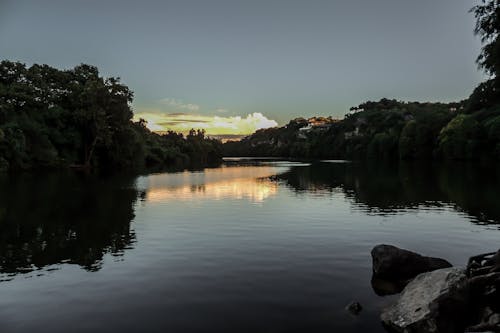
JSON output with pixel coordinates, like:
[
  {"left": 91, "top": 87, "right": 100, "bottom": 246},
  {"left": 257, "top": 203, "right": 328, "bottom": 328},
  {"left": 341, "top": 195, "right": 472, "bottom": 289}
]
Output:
[
  {"left": 223, "top": 3, "right": 500, "bottom": 161},
  {"left": 469, "top": 0, "right": 500, "bottom": 110},
  {"left": 472, "top": 0, "right": 500, "bottom": 77},
  {"left": 0, "top": 61, "right": 222, "bottom": 172},
  {"left": 4, "top": 2, "right": 500, "bottom": 169}
]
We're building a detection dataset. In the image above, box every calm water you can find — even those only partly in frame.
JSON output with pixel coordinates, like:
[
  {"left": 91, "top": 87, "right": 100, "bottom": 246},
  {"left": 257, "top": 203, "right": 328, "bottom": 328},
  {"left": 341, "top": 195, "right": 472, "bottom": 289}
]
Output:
[{"left": 1, "top": 159, "right": 500, "bottom": 332}]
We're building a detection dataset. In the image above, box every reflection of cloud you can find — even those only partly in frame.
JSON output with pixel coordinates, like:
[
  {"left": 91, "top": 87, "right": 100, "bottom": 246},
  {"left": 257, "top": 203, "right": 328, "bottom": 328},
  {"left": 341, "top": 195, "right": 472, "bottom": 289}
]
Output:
[
  {"left": 146, "top": 178, "right": 277, "bottom": 203},
  {"left": 138, "top": 166, "right": 283, "bottom": 203},
  {"left": 133, "top": 112, "right": 278, "bottom": 136}
]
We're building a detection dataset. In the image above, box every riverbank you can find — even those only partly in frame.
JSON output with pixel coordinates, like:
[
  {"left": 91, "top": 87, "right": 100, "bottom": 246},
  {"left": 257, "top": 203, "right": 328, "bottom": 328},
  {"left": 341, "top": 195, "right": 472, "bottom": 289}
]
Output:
[
  {"left": 223, "top": 100, "right": 500, "bottom": 162},
  {"left": 370, "top": 244, "right": 500, "bottom": 332}
]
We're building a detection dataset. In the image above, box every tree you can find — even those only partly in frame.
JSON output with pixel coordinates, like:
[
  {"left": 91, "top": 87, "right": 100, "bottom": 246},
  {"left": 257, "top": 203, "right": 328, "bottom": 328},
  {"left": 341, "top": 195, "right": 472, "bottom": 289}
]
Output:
[
  {"left": 437, "top": 115, "right": 481, "bottom": 159},
  {"left": 469, "top": 1, "right": 500, "bottom": 110},
  {"left": 472, "top": 0, "right": 500, "bottom": 77},
  {"left": 0, "top": 60, "right": 222, "bottom": 171},
  {"left": 399, "top": 120, "right": 417, "bottom": 159}
]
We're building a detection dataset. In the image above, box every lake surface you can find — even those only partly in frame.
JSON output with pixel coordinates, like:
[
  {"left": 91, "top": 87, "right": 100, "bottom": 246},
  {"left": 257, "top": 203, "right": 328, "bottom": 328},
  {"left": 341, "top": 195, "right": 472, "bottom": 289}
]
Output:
[{"left": 1, "top": 159, "right": 500, "bottom": 332}]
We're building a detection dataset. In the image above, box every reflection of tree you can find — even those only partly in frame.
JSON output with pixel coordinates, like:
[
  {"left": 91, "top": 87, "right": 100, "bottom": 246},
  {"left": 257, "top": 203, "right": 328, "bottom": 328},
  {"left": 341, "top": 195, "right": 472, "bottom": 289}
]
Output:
[
  {"left": 275, "top": 162, "right": 500, "bottom": 225},
  {"left": 0, "top": 174, "right": 138, "bottom": 274},
  {"left": 435, "top": 163, "right": 500, "bottom": 225}
]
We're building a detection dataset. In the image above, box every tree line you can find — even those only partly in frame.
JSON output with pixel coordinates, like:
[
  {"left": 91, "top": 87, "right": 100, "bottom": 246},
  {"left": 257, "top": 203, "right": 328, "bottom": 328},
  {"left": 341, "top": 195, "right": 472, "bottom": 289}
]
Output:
[
  {"left": 0, "top": 62, "right": 222, "bottom": 172},
  {"left": 223, "top": 1, "right": 500, "bottom": 161},
  {"left": 223, "top": 98, "right": 500, "bottom": 161}
]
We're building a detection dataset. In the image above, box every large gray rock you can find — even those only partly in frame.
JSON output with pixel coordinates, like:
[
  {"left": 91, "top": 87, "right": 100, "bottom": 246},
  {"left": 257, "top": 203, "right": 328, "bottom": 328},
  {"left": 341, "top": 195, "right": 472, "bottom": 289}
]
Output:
[
  {"left": 381, "top": 267, "right": 469, "bottom": 333},
  {"left": 371, "top": 244, "right": 452, "bottom": 281}
]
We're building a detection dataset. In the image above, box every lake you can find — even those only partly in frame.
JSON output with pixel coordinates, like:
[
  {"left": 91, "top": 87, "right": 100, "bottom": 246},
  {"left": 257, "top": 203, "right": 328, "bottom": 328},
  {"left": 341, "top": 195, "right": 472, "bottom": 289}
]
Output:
[{"left": 1, "top": 159, "right": 499, "bottom": 332}]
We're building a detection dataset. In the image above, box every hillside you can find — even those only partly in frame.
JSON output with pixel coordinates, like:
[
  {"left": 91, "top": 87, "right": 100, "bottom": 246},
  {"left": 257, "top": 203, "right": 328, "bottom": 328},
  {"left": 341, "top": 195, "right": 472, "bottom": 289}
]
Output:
[{"left": 223, "top": 98, "right": 500, "bottom": 160}]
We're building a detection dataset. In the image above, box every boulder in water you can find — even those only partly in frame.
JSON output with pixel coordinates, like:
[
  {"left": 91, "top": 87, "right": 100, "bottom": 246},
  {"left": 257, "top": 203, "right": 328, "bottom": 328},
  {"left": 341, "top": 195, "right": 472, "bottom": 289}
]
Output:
[
  {"left": 371, "top": 244, "right": 452, "bottom": 281},
  {"left": 345, "top": 301, "right": 362, "bottom": 315},
  {"left": 381, "top": 267, "right": 469, "bottom": 333}
]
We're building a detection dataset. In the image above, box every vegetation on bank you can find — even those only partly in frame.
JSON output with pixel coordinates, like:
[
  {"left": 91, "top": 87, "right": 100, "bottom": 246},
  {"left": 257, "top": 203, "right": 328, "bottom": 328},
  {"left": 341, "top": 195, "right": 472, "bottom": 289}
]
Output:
[
  {"left": 2, "top": 1, "right": 500, "bottom": 169},
  {"left": 224, "top": 1, "right": 500, "bottom": 161},
  {"left": 223, "top": 100, "right": 464, "bottom": 159},
  {"left": 0, "top": 61, "right": 222, "bottom": 172},
  {"left": 224, "top": 90, "right": 500, "bottom": 160},
  {"left": 222, "top": 98, "right": 499, "bottom": 160}
]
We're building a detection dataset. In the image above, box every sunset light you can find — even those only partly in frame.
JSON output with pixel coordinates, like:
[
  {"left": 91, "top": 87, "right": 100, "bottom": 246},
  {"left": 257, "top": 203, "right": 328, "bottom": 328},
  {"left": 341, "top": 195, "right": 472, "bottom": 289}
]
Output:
[
  {"left": 133, "top": 111, "right": 278, "bottom": 137},
  {"left": 2, "top": 0, "right": 498, "bottom": 332}
]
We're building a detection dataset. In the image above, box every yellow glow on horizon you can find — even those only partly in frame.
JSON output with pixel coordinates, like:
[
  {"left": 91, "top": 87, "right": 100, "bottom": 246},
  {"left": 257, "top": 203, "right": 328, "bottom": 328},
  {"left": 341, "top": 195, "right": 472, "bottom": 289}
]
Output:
[{"left": 133, "top": 112, "right": 278, "bottom": 136}]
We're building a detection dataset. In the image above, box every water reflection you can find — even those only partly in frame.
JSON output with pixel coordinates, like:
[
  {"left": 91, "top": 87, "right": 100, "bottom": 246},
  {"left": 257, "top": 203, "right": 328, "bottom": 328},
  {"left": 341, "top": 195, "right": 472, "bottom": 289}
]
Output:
[
  {"left": 139, "top": 166, "right": 282, "bottom": 203},
  {"left": 1, "top": 161, "right": 500, "bottom": 333},
  {"left": 275, "top": 161, "right": 500, "bottom": 225},
  {"left": 1, "top": 161, "right": 499, "bottom": 279},
  {"left": 0, "top": 173, "right": 138, "bottom": 275}
]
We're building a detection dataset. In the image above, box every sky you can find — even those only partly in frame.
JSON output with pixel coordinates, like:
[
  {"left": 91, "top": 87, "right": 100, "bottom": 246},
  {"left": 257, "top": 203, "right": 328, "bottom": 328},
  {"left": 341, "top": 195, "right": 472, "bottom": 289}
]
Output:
[{"left": 0, "top": 0, "right": 486, "bottom": 136}]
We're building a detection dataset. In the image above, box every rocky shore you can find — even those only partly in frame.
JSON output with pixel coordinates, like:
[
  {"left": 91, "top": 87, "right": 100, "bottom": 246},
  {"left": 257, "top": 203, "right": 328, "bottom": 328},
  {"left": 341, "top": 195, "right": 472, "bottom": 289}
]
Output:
[{"left": 370, "top": 244, "right": 500, "bottom": 333}]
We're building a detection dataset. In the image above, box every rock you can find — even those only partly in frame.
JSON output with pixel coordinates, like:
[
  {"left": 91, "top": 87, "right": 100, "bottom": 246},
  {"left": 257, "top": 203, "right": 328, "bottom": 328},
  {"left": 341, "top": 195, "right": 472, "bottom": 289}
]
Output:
[
  {"left": 371, "top": 276, "right": 407, "bottom": 296},
  {"left": 345, "top": 301, "right": 362, "bottom": 315},
  {"left": 488, "top": 313, "right": 500, "bottom": 326},
  {"left": 465, "top": 306, "right": 500, "bottom": 332},
  {"left": 371, "top": 244, "right": 452, "bottom": 281},
  {"left": 381, "top": 267, "right": 469, "bottom": 333},
  {"left": 465, "top": 250, "right": 500, "bottom": 331},
  {"left": 467, "top": 250, "right": 500, "bottom": 278}
]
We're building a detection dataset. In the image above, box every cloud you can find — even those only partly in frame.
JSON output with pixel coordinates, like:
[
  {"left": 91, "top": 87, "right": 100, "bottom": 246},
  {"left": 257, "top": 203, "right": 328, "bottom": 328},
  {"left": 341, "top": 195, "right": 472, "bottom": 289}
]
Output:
[
  {"left": 167, "top": 112, "right": 189, "bottom": 116},
  {"left": 159, "top": 98, "right": 200, "bottom": 111},
  {"left": 133, "top": 112, "right": 278, "bottom": 136}
]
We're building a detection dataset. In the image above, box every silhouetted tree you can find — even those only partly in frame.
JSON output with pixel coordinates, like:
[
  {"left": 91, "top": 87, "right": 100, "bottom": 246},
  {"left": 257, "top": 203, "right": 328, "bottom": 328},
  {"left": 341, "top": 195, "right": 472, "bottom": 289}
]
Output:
[
  {"left": 468, "top": 0, "right": 500, "bottom": 110},
  {"left": 0, "top": 60, "right": 222, "bottom": 171}
]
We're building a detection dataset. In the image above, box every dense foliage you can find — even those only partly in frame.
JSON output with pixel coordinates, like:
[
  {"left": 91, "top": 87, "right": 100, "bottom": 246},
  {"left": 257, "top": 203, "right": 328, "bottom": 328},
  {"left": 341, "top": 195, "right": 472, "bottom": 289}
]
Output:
[
  {"left": 223, "top": 100, "right": 463, "bottom": 160},
  {"left": 224, "top": 2, "right": 500, "bottom": 161},
  {"left": 0, "top": 61, "right": 222, "bottom": 171},
  {"left": 223, "top": 98, "right": 500, "bottom": 161}
]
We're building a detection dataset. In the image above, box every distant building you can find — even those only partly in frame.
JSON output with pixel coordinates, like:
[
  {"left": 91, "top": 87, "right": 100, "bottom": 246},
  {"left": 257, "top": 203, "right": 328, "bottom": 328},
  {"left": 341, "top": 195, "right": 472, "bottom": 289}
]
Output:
[{"left": 296, "top": 117, "right": 338, "bottom": 138}]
